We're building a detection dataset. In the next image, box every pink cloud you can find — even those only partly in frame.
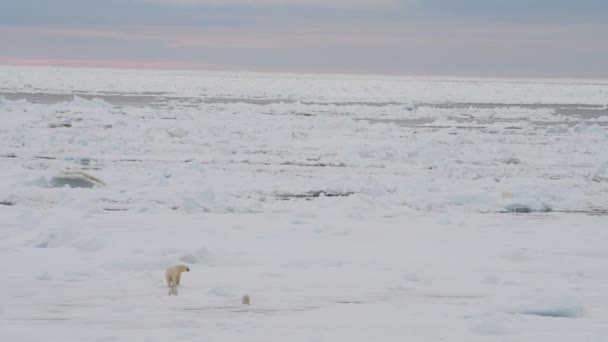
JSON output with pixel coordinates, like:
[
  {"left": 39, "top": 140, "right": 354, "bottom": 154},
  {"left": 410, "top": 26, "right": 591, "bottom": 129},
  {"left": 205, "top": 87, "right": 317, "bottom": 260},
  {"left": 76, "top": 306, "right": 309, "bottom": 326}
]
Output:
[
  {"left": 0, "top": 56, "right": 210, "bottom": 70},
  {"left": 2, "top": 22, "right": 606, "bottom": 74},
  {"left": 4, "top": 23, "right": 607, "bottom": 51}
]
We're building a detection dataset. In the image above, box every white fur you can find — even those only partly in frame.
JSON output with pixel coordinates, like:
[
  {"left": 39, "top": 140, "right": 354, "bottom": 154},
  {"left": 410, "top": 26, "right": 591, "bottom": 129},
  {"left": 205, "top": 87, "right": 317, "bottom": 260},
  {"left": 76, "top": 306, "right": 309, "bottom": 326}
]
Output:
[
  {"left": 165, "top": 264, "right": 189, "bottom": 288},
  {"left": 242, "top": 294, "right": 250, "bottom": 305}
]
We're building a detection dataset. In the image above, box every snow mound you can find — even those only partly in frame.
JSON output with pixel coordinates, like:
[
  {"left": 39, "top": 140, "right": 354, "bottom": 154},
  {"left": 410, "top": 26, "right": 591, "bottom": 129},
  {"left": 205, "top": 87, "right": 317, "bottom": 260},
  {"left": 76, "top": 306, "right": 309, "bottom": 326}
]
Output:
[
  {"left": 471, "top": 313, "right": 525, "bottom": 335},
  {"left": 35, "top": 272, "right": 53, "bottom": 281},
  {"left": 29, "top": 233, "right": 65, "bottom": 248},
  {"left": 178, "top": 248, "right": 212, "bottom": 264},
  {"left": 504, "top": 296, "right": 583, "bottom": 318},
  {"left": 72, "top": 238, "right": 105, "bottom": 251},
  {"left": 209, "top": 286, "right": 236, "bottom": 298}
]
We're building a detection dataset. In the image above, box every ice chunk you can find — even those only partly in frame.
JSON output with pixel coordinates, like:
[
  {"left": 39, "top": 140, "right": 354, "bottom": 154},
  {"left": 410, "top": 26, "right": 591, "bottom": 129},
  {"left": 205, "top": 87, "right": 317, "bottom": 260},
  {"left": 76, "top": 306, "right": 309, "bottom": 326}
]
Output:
[
  {"left": 181, "top": 187, "right": 216, "bottom": 211},
  {"left": 49, "top": 121, "right": 72, "bottom": 128},
  {"left": 497, "top": 157, "right": 520, "bottom": 164},
  {"left": 0, "top": 199, "right": 15, "bottom": 206},
  {"left": 404, "top": 102, "right": 417, "bottom": 111},
  {"left": 589, "top": 161, "right": 608, "bottom": 182},
  {"left": 504, "top": 203, "right": 532, "bottom": 213},
  {"left": 31, "top": 233, "right": 63, "bottom": 248},
  {"left": 47, "top": 171, "right": 106, "bottom": 188},
  {"left": 504, "top": 202, "right": 551, "bottom": 213},
  {"left": 71, "top": 95, "right": 112, "bottom": 109},
  {"left": 167, "top": 127, "right": 188, "bottom": 138},
  {"left": 64, "top": 156, "right": 95, "bottom": 166}
]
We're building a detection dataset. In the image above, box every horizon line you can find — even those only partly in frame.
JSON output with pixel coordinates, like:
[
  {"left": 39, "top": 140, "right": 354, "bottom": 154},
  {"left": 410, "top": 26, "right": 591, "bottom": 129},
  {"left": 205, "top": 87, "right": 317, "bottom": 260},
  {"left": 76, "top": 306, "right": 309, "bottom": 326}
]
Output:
[{"left": 2, "top": 58, "right": 608, "bottom": 82}]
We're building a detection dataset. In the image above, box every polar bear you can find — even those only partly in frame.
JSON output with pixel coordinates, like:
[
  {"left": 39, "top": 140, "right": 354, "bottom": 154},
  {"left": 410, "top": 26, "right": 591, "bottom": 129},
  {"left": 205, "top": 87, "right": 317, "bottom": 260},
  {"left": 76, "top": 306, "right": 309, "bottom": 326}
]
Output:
[{"left": 165, "top": 264, "right": 190, "bottom": 288}]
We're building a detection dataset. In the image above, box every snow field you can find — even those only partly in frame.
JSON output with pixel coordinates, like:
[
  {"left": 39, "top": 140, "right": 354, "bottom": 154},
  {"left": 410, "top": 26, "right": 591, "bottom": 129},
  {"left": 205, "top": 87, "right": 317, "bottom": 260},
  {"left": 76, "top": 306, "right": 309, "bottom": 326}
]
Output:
[{"left": 1, "top": 66, "right": 608, "bottom": 341}]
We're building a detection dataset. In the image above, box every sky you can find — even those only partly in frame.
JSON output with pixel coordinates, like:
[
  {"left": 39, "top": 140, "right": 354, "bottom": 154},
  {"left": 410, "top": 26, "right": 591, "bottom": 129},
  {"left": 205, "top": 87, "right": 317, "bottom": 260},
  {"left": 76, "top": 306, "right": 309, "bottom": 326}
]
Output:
[{"left": 0, "top": 0, "right": 607, "bottom": 77}]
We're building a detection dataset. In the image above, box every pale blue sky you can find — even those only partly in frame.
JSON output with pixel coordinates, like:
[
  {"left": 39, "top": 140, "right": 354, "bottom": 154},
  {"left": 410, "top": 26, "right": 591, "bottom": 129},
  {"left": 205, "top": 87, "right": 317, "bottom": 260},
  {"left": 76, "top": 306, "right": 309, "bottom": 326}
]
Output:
[{"left": 1, "top": 0, "right": 607, "bottom": 77}]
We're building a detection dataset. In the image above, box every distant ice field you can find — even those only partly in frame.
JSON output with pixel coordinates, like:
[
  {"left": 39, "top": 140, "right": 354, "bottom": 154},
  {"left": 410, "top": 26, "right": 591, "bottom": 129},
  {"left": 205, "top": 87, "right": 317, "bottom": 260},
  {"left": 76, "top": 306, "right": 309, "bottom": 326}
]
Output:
[
  {"left": 1, "top": 65, "right": 607, "bottom": 342},
  {"left": 2, "top": 65, "right": 607, "bottom": 214}
]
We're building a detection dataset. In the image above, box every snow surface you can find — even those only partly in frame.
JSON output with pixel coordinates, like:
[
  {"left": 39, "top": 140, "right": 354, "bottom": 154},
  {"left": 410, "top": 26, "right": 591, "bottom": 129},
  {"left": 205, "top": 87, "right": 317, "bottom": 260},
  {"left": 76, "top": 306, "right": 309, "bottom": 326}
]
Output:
[{"left": 1, "top": 65, "right": 608, "bottom": 341}]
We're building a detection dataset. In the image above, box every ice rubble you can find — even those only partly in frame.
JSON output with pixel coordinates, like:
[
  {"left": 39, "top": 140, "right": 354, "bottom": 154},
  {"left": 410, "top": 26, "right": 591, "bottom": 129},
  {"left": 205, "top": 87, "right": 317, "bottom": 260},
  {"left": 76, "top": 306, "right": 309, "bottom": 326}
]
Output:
[{"left": 0, "top": 91, "right": 606, "bottom": 213}]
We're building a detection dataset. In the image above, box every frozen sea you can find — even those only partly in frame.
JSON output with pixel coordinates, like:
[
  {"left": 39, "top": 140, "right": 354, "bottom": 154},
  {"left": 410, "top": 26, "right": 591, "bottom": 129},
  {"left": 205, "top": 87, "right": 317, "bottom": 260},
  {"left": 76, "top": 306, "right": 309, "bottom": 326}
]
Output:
[{"left": 1, "top": 65, "right": 608, "bottom": 341}]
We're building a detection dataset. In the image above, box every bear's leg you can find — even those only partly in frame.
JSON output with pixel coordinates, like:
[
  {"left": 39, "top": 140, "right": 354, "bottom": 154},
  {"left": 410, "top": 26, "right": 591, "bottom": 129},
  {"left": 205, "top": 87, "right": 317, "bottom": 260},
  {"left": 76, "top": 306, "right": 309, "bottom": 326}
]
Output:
[
  {"left": 176, "top": 273, "right": 181, "bottom": 286},
  {"left": 166, "top": 274, "right": 174, "bottom": 287}
]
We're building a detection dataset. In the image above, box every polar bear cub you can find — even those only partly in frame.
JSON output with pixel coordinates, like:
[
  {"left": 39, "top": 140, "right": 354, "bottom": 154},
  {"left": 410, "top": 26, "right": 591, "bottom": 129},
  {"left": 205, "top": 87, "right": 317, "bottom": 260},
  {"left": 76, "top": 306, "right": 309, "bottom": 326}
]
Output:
[{"left": 165, "top": 264, "right": 190, "bottom": 288}]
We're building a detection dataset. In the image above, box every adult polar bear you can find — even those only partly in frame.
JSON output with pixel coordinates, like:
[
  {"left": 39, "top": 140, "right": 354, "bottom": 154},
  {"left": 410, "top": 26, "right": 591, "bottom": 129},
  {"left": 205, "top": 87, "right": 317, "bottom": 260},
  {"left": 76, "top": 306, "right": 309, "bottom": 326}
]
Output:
[{"left": 165, "top": 264, "right": 189, "bottom": 288}]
